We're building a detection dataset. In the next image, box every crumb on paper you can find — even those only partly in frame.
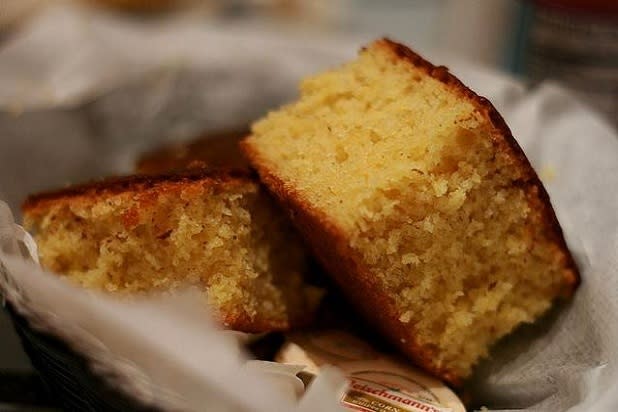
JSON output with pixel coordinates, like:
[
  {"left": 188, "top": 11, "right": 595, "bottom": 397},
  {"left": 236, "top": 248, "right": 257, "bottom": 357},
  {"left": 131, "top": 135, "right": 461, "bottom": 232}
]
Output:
[{"left": 539, "top": 165, "right": 557, "bottom": 183}]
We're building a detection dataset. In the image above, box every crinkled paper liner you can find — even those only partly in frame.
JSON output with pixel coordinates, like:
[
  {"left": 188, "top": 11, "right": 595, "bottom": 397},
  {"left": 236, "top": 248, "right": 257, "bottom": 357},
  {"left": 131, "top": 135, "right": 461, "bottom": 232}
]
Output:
[
  {"left": 0, "top": 202, "right": 347, "bottom": 411},
  {"left": 0, "top": 5, "right": 617, "bottom": 411}
]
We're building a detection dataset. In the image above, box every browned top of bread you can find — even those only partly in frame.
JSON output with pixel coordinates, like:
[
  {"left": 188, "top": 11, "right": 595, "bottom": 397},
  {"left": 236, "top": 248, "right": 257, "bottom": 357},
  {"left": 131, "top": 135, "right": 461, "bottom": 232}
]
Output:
[
  {"left": 136, "top": 129, "right": 250, "bottom": 175},
  {"left": 382, "top": 42, "right": 531, "bottom": 174},
  {"left": 22, "top": 168, "right": 255, "bottom": 216},
  {"left": 380, "top": 39, "right": 579, "bottom": 290}
]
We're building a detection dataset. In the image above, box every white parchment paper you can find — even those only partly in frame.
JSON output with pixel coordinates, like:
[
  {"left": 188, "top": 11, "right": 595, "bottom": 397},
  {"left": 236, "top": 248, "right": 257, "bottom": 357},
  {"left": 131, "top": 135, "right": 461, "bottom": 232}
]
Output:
[{"left": 0, "top": 4, "right": 616, "bottom": 412}]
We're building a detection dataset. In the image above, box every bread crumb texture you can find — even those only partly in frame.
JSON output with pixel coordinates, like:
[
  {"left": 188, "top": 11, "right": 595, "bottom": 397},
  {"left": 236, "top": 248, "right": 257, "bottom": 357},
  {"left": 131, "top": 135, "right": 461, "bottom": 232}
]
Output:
[
  {"left": 246, "top": 39, "right": 577, "bottom": 380},
  {"left": 23, "top": 176, "right": 320, "bottom": 332}
]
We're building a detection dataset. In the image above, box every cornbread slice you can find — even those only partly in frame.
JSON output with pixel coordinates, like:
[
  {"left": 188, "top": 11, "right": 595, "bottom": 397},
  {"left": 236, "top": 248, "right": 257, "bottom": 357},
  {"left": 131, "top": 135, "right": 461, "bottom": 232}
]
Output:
[
  {"left": 241, "top": 39, "right": 579, "bottom": 384},
  {"left": 22, "top": 171, "right": 321, "bottom": 332},
  {"left": 136, "top": 129, "right": 249, "bottom": 174}
]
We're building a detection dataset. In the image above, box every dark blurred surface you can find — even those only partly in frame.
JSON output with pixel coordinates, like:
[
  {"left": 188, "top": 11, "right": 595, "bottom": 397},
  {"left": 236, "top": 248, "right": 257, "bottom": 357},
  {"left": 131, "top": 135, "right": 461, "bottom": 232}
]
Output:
[
  {"left": 4, "top": 303, "right": 159, "bottom": 412},
  {"left": 0, "top": 370, "right": 59, "bottom": 411},
  {"left": 0, "top": 310, "right": 31, "bottom": 371}
]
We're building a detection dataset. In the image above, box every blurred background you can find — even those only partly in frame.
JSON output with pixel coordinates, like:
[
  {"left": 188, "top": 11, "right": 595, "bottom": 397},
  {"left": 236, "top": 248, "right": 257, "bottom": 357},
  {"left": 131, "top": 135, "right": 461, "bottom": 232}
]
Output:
[
  {"left": 2, "top": 0, "right": 616, "bottom": 123},
  {"left": 0, "top": 0, "right": 615, "bottom": 409}
]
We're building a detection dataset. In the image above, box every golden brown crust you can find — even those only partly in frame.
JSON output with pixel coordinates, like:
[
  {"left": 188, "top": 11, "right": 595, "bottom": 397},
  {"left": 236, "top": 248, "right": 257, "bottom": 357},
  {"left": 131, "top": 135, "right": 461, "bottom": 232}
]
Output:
[
  {"left": 22, "top": 168, "right": 316, "bottom": 334},
  {"left": 22, "top": 168, "right": 256, "bottom": 217},
  {"left": 380, "top": 38, "right": 579, "bottom": 294},
  {"left": 219, "top": 307, "right": 314, "bottom": 334},
  {"left": 136, "top": 129, "right": 251, "bottom": 174},
  {"left": 241, "top": 38, "right": 579, "bottom": 386}
]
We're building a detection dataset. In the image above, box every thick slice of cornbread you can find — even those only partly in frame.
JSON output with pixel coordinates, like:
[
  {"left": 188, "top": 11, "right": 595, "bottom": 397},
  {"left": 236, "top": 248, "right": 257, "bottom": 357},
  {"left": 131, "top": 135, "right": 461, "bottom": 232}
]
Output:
[
  {"left": 241, "top": 39, "right": 579, "bottom": 384},
  {"left": 22, "top": 171, "right": 321, "bottom": 332}
]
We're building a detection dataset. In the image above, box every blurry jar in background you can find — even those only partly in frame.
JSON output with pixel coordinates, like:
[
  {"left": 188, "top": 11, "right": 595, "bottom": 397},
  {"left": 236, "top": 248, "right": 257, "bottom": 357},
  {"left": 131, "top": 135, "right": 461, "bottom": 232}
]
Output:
[
  {"left": 512, "top": 0, "right": 618, "bottom": 126},
  {"left": 438, "top": 0, "right": 517, "bottom": 69}
]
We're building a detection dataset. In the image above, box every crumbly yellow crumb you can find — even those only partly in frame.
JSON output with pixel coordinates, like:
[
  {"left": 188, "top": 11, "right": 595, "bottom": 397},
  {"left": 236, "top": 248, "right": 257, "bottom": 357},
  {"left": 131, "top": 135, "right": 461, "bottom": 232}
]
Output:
[
  {"left": 23, "top": 177, "right": 319, "bottom": 331},
  {"left": 247, "top": 41, "right": 574, "bottom": 377}
]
